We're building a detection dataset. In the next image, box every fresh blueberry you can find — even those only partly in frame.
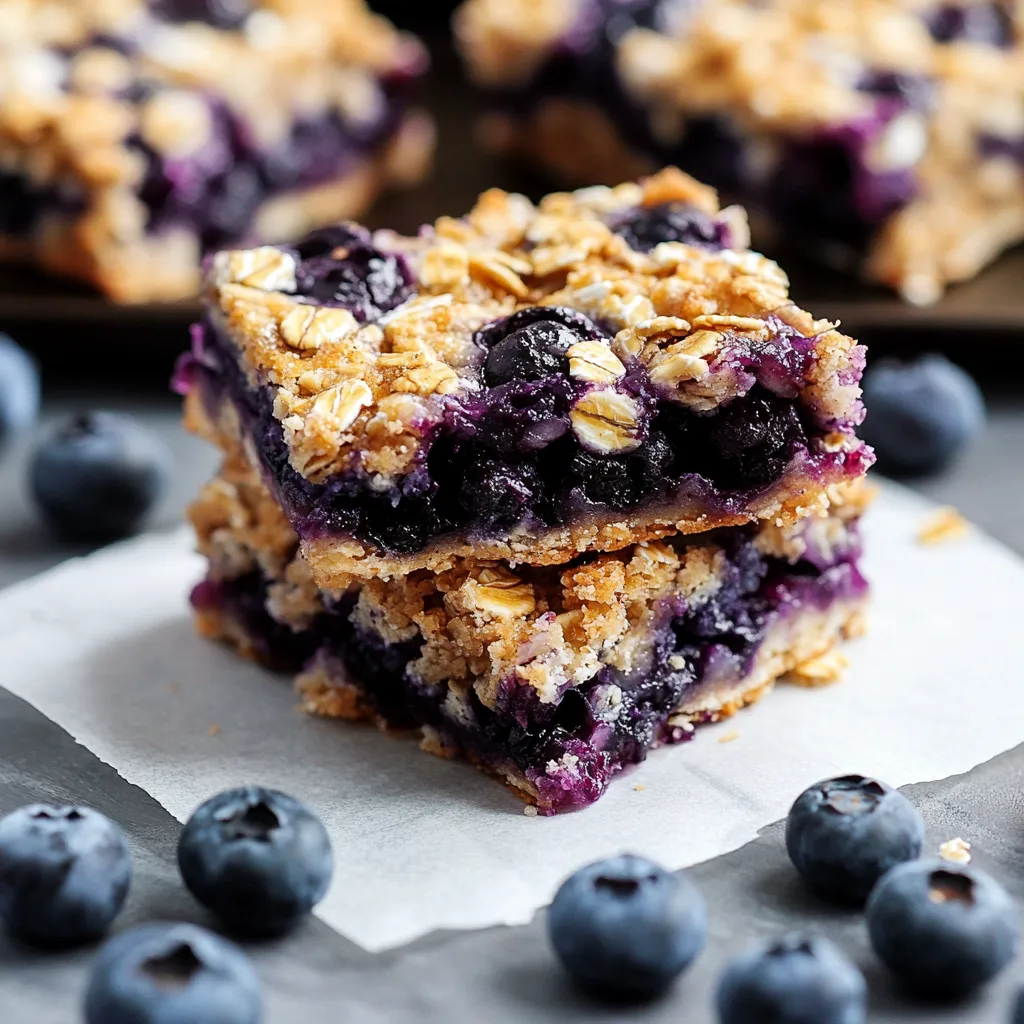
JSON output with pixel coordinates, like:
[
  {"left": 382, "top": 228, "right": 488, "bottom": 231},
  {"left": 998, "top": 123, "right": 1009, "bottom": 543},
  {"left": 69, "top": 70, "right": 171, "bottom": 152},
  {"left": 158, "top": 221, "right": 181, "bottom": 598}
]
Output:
[
  {"left": 716, "top": 934, "right": 867, "bottom": 1024},
  {"left": 0, "top": 804, "right": 131, "bottom": 946},
  {"left": 786, "top": 775, "right": 925, "bottom": 905},
  {"left": 547, "top": 853, "right": 707, "bottom": 997},
  {"left": 294, "top": 224, "right": 414, "bottom": 322},
  {"left": 29, "top": 411, "right": 170, "bottom": 541},
  {"left": 484, "top": 320, "right": 577, "bottom": 386},
  {"left": 0, "top": 333, "right": 40, "bottom": 448},
  {"left": 1012, "top": 987, "right": 1024, "bottom": 1023},
  {"left": 614, "top": 202, "right": 728, "bottom": 253},
  {"left": 866, "top": 859, "right": 1020, "bottom": 997},
  {"left": 474, "top": 306, "right": 607, "bottom": 352},
  {"left": 178, "top": 787, "right": 333, "bottom": 935},
  {"left": 860, "top": 354, "right": 985, "bottom": 476},
  {"left": 84, "top": 922, "right": 261, "bottom": 1024}
]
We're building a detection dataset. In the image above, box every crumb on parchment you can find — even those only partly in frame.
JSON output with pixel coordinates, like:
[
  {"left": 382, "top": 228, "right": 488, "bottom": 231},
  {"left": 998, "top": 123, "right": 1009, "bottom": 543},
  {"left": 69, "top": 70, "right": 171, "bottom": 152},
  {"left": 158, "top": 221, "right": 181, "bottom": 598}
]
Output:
[
  {"left": 789, "top": 650, "right": 850, "bottom": 687},
  {"left": 717, "top": 730, "right": 740, "bottom": 744},
  {"left": 917, "top": 507, "right": 970, "bottom": 546},
  {"left": 208, "top": 723, "right": 221, "bottom": 736},
  {"left": 634, "top": 784, "right": 645, "bottom": 791},
  {"left": 938, "top": 837, "right": 972, "bottom": 864},
  {"left": 523, "top": 804, "right": 538, "bottom": 817}
]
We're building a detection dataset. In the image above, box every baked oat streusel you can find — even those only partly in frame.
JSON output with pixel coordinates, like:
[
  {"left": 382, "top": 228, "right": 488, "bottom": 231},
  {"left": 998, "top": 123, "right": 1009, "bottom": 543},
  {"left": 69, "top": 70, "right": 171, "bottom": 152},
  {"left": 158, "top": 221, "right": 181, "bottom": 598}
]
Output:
[
  {"left": 177, "top": 168, "right": 873, "bottom": 583},
  {"left": 455, "top": 0, "right": 1024, "bottom": 304},
  {"left": 0, "top": 0, "right": 433, "bottom": 301}
]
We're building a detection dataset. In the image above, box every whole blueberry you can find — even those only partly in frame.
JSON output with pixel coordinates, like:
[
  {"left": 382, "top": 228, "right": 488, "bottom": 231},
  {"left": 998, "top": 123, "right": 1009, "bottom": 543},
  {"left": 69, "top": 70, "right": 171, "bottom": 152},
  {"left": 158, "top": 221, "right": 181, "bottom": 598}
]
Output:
[
  {"left": 547, "top": 854, "right": 707, "bottom": 997},
  {"left": 716, "top": 934, "right": 866, "bottom": 1024},
  {"left": 178, "top": 787, "right": 333, "bottom": 935},
  {"left": 1012, "top": 987, "right": 1024, "bottom": 1023},
  {"left": 0, "top": 334, "right": 40, "bottom": 448},
  {"left": 29, "top": 411, "right": 170, "bottom": 541},
  {"left": 866, "top": 859, "right": 1020, "bottom": 997},
  {"left": 570, "top": 449, "right": 636, "bottom": 508},
  {"left": 459, "top": 455, "right": 539, "bottom": 522},
  {"left": 614, "top": 202, "right": 728, "bottom": 253},
  {"left": 0, "top": 804, "right": 131, "bottom": 946},
  {"left": 786, "top": 775, "right": 925, "bottom": 905},
  {"left": 474, "top": 306, "right": 607, "bottom": 351},
  {"left": 84, "top": 922, "right": 261, "bottom": 1024},
  {"left": 860, "top": 354, "right": 985, "bottom": 476},
  {"left": 484, "top": 320, "right": 577, "bottom": 386}
]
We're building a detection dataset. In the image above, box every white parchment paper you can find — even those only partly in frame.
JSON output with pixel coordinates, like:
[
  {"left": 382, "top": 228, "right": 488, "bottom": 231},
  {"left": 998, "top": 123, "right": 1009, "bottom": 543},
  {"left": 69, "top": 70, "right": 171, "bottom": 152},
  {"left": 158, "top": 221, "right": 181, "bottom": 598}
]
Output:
[{"left": 1, "top": 482, "right": 1022, "bottom": 952}]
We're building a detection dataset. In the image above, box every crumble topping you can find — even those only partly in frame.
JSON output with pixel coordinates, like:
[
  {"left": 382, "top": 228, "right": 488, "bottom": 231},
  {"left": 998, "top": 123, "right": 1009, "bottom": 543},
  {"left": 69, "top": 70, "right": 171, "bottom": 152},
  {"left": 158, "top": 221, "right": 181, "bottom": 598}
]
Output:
[
  {"left": 938, "top": 837, "right": 972, "bottom": 864},
  {"left": 916, "top": 505, "right": 970, "bottom": 544},
  {"left": 207, "top": 167, "right": 864, "bottom": 489}
]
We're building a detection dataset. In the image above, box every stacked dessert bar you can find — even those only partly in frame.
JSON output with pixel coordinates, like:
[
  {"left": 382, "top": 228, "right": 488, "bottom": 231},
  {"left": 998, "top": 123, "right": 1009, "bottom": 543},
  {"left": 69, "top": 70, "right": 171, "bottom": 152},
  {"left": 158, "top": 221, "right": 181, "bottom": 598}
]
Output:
[
  {"left": 0, "top": 0, "right": 431, "bottom": 302},
  {"left": 178, "top": 168, "right": 875, "bottom": 813},
  {"left": 456, "top": 0, "right": 1024, "bottom": 304}
]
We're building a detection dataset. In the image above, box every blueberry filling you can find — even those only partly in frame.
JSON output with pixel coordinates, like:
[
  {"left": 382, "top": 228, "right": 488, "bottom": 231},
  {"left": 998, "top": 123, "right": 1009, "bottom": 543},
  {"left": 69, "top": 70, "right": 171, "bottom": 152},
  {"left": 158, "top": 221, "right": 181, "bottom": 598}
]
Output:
[
  {"left": 198, "top": 529, "right": 866, "bottom": 812},
  {"left": 181, "top": 279, "right": 870, "bottom": 557}
]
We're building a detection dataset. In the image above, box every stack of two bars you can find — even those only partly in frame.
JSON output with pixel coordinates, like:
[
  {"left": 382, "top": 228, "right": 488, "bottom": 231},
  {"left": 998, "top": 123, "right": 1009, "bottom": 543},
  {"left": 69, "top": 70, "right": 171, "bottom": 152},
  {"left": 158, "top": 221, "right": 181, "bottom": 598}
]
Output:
[{"left": 177, "top": 168, "right": 875, "bottom": 814}]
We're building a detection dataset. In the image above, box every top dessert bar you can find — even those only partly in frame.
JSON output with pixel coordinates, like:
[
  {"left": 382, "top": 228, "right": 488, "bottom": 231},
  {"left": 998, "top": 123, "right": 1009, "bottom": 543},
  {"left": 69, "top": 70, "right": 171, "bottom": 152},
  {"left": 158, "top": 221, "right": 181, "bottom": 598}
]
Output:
[
  {"left": 179, "top": 168, "right": 873, "bottom": 584},
  {"left": 456, "top": 0, "right": 1024, "bottom": 304},
  {"left": 0, "top": 0, "right": 431, "bottom": 302}
]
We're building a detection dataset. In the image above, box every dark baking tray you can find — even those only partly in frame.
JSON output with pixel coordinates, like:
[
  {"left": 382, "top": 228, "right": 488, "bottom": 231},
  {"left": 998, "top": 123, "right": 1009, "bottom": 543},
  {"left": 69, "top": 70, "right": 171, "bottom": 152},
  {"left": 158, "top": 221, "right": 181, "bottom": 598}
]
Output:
[{"left": 2, "top": 44, "right": 1021, "bottom": 387}]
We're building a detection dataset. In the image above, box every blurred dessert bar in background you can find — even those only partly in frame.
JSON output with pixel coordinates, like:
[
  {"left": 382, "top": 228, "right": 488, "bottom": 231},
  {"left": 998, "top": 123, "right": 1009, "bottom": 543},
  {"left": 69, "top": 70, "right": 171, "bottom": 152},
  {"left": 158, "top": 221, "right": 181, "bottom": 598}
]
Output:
[
  {"left": 0, "top": 0, "right": 433, "bottom": 302},
  {"left": 455, "top": 0, "right": 1024, "bottom": 304}
]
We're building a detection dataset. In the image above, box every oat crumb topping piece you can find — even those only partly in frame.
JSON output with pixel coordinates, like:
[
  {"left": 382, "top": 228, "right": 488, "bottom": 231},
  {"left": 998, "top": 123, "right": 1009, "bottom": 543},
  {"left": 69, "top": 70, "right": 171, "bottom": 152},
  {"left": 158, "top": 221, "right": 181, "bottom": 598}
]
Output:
[
  {"left": 789, "top": 649, "right": 850, "bottom": 687},
  {"left": 938, "top": 838, "right": 972, "bottom": 864},
  {"left": 717, "top": 730, "right": 740, "bottom": 744},
  {"left": 917, "top": 506, "right": 970, "bottom": 545}
]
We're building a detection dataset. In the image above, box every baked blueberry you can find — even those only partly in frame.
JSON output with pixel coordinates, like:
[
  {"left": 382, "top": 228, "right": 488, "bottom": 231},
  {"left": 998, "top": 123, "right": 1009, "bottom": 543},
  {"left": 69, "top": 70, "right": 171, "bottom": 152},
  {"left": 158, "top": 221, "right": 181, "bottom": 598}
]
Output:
[
  {"left": 295, "top": 225, "right": 414, "bottom": 322},
  {"left": 0, "top": 333, "right": 40, "bottom": 448},
  {"left": 860, "top": 354, "right": 985, "bottom": 476},
  {"left": 0, "top": 804, "right": 132, "bottom": 946},
  {"left": 177, "top": 786, "right": 333, "bottom": 935},
  {"left": 716, "top": 934, "right": 867, "bottom": 1024},
  {"left": 570, "top": 449, "right": 636, "bottom": 508},
  {"left": 786, "top": 774, "right": 925, "bottom": 905},
  {"left": 547, "top": 854, "right": 707, "bottom": 997},
  {"left": 474, "top": 306, "right": 607, "bottom": 352},
  {"left": 866, "top": 859, "right": 1020, "bottom": 997},
  {"left": 484, "top": 320, "right": 577, "bottom": 386},
  {"left": 150, "top": 0, "right": 252, "bottom": 29},
  {"left": 459, "top": 455, "right": 539, "bottom": 523},
  {"left": 29, "top": 412, "right": 170, "bottom": 541},
  {"left": 84, "top": 922, "right": 261, "bottom": 1024},
  {"left": 614, "top": 202, "right": 728, "bottom": 253},
  {"left": 926, "top": 3, "right": 1014, "bottom": 46}
]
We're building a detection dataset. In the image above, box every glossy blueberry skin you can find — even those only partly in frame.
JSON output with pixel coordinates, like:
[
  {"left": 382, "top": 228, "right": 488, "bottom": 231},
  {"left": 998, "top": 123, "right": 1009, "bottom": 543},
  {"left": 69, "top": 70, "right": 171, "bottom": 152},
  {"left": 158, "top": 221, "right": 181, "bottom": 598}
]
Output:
[
  {"left": 483, "top": 320, "right": 576, "bottom": 386},
  {"left": 860, "top": 354, "right": 985, "bottom": 477},
  {"left": 716, "top": 934, "right": 866, "bottom": 1024},
  {"left": 0, "top": 804, "right": 131, "bottom": 946},
  {"left": 1012, "top": 987, "right": 1024, "bottom": 1023},
  {"left": 866, "top": 859, "right": 1020, "bottom": 997},
  {"left": 614, "top": 202, "right": 728, "bottom": 253},
  {"left": 547, "top": 854, "right": 707, "bottom": 997},
  {"left": 84, "top": 922, "right": 261, "bottom": 1024},
  {"left": 0, "top": 334, "right": 40, "bottom": 448},
  {"left": 29, "top": 411, "right": 170, "bottom": 541},
  {"left": 178, "top": 787, "right": 333, "bottom": 935},
  {"left": 786, "top": 775, "right": 925, "bottom": 905}
]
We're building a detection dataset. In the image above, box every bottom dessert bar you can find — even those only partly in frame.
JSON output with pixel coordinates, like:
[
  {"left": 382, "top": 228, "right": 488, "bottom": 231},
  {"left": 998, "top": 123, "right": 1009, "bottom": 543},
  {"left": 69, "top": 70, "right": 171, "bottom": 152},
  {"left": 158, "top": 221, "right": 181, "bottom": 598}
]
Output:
[{"left": 188, "top": 452, "right": 870, "bottom": 814}]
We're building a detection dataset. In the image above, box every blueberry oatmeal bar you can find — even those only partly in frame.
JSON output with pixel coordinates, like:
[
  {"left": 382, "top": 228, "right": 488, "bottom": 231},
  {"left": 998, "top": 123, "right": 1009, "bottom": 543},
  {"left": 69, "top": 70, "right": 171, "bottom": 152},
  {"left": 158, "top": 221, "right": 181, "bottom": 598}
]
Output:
[
  {"left": 456, "top": 0, "right": 1024, "bottom": 304},
  {"left": 176, "top": 169, "right": 872, "bottom": 583},
  {"left": 188, "top": 446, "right": 871, "bottom": 813},
  {"left": 0, "top": 0, "right": 432, "bottom": 302}
]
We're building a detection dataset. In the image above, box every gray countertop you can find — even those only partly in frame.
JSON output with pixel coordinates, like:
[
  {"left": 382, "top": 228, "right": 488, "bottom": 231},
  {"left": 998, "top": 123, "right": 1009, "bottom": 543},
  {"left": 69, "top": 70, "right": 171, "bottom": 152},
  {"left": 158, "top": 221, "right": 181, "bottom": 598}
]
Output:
[{"left": 2, "top": 393, "right": 1024, "bottom": 1024}]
